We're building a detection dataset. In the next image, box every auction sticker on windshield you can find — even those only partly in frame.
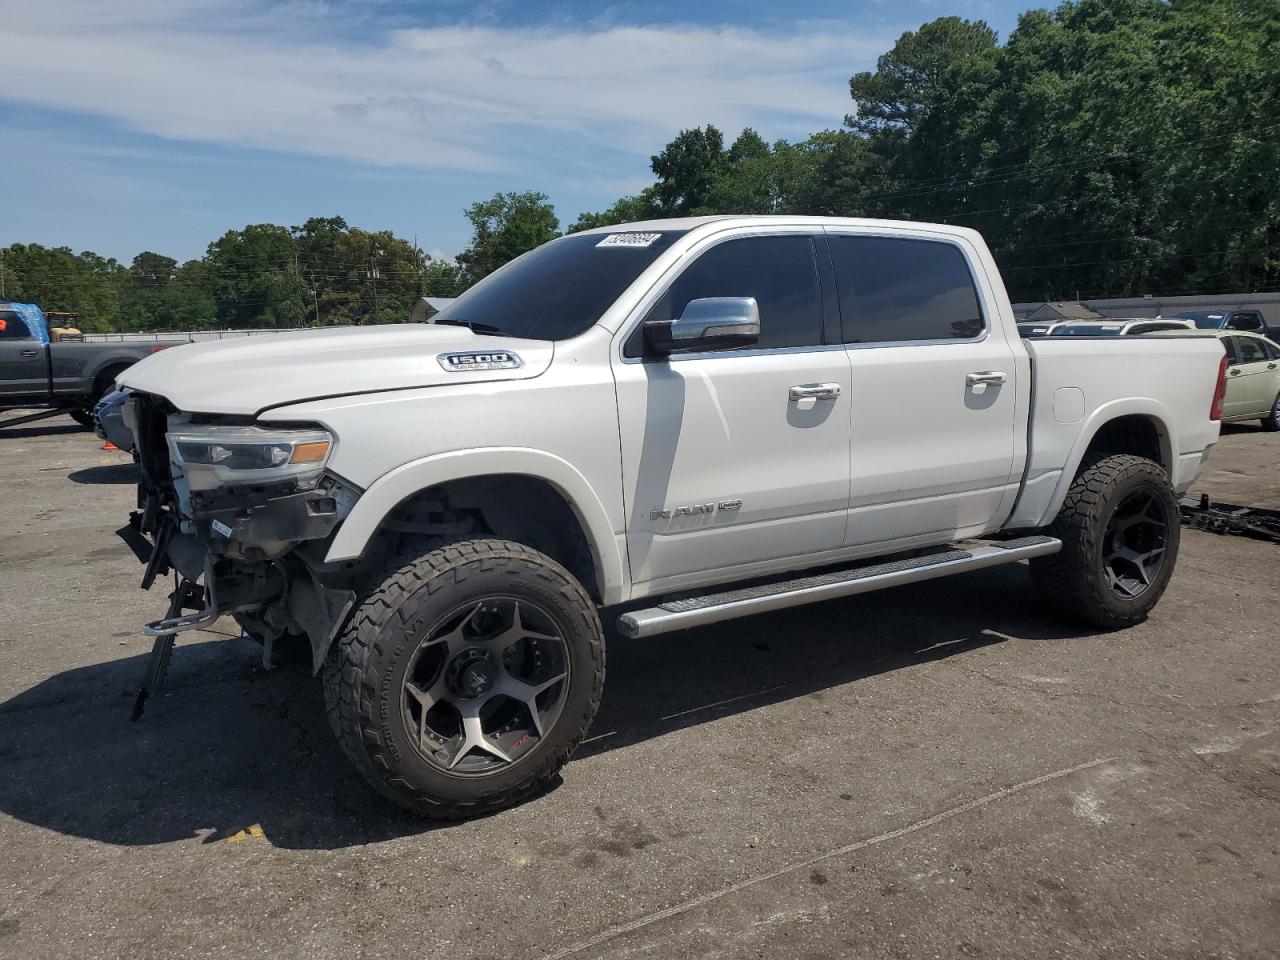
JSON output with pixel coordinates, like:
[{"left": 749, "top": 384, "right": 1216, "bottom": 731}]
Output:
[{"left": 596, "top": 233, "right": 662, "bottom": 248}]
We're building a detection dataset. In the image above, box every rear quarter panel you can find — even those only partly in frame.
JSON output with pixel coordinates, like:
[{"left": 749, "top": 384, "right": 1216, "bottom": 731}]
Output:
[{"left": 1008, "top": 335, "right": 1225, "bottom": 529}]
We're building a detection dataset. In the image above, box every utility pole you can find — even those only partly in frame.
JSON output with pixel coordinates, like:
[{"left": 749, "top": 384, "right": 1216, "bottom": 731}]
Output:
[
  {"left": 1, "top": 248, "right": 6, "bottom": 299},
  {"left": 368, "top": 246, "right": 382, "bottom": 323}
]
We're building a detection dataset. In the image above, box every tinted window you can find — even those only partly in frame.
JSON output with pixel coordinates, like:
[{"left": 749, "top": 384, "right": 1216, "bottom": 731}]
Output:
[
  {"left": 829, "top": 236, "right": 984, "bottom": 343},
  {"left": 434, "top": 230, "right": 686, "bottom": 342},
  {"left": 640, "top": 236, "right": 822, "bottom": 351},
  {"left": 1264, "top": 340, "right": 1280, "bottom": 361},
  {"left": 0, "top": 311, "right": 33, "bottom": 341},
  {"left": 1236, "top": 337, "right": 1267, "bottom": 363},
  {"left": 1228, "top": 312, "right": 1263, "bottom": 331}
]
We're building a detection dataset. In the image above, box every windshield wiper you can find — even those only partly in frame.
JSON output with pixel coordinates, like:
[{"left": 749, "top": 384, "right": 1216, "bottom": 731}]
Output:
[{"left": 433, "top": 317, "right": 503, "bottom": 336}]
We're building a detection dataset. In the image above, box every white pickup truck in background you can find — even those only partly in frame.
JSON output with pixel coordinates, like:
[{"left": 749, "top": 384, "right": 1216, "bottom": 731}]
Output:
[{"left": 113, "top": 216, "right": 1226, "bottom": 817}]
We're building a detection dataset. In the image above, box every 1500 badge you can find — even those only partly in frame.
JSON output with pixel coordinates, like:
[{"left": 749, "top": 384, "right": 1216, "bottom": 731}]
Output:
[
  {"left": 438, "top": 350, "right": 523, "bottom": 372},
  {"left": 651, "top": 499, "right": 742, "bottom": 521}
]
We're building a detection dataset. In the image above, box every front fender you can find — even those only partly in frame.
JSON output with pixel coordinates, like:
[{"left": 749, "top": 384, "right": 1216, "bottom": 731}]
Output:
[{"left": 324, "top": 447, "right": 627, "bottom": 605}]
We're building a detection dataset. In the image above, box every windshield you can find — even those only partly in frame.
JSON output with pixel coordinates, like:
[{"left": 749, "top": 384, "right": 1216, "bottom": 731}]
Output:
[
  {"left": 1052, "top": 323, "right": 1126, "bottom": 336},
  {"left": 432, "top": 230, "right": 687, "bottom": 341}
]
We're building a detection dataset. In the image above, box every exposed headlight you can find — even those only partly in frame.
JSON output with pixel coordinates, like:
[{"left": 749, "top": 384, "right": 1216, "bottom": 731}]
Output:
[{"left": 166, "top": 424, "right": 333, "bottom": 488}]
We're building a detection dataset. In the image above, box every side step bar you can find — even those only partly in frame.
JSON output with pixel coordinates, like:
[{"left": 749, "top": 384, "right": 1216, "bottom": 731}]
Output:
[{"left": 617, "top": 535, "right": 1061, "bottom": 639}]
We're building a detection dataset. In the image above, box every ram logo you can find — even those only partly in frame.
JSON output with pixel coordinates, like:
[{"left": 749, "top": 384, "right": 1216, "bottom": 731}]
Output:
[
  {"left": 650, "top": 499, "right": 742, "bottom": 521},
  {"left": 438, "top": 350, "right": 523, "bottom": 372}
]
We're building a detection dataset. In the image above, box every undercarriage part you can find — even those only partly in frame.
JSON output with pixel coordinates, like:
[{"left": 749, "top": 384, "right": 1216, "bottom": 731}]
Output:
[
  {"left": 132, "top": 577, "right": 205, "bottom": 720},
  {"left": 286, "top": 570, "right": 356, "bottom": 674},
  {"left": 1180, "top": 494, "right": 1280, "bottom": 543}
]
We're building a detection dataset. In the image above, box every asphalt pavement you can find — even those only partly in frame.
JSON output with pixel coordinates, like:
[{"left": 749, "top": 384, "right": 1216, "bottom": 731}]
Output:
[{"left": 1, "top": 415, "right": 1277, "bottom": 960}]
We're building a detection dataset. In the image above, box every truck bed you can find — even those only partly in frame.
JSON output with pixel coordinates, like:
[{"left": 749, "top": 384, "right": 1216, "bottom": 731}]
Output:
[{"left": 1007, "top": 334, "right": 1226, "bottom": 529}]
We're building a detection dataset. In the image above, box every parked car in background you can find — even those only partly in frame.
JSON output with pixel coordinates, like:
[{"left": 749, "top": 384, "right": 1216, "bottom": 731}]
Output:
[
  {"left": 0, "top": 302, "right": 187, "bottom": 427},
  {"left": 1170, "top": 309, "right": 1279, "bottom": 340},
  {"left": 1046, "top": 318, "right": 1196, "bottom": 337},
  {"left": 1153, "top": 329, "right": 1280, "bottom": 430},
  {"left": 1016, "top": 321, "right": 1066, "bottom": 336}
]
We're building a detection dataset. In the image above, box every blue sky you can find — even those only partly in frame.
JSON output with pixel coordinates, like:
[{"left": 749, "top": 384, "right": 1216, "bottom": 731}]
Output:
[{"left": 1, "top": 0, "right": 1034, "bottom": 264}]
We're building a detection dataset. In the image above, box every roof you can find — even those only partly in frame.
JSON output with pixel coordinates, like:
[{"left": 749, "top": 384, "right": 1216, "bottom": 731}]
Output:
[
  {"left": 572, "top": 214, "right": 984, "bottom": 243},
  {"left": 1021, "top": 301, "right": 1106, "bottom": 322}
]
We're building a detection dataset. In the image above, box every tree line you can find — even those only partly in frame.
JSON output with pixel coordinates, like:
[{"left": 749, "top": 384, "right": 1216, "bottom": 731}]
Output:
[{"left": 3, "top": 0, "right": 1276, "bottom": 333}]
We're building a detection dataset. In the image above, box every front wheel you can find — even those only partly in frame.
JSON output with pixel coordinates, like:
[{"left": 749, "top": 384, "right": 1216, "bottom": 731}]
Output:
[
  {"left": 323, "top": 538, "right": 604, "bottom": 818},
  {"left": 1030, "top": 454, "right": 1180, "bottom": 629},
  {"left": 68, "top": 407, "right": 95, "bottom": 429}
]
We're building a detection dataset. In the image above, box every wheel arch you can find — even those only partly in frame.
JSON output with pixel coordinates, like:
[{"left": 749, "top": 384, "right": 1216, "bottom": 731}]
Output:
[
  {"left": 1036, "top": 400, "right": 1176, "bottom": 529},
  {"left": 324, "top": 448, "right": 626, "bottom": 605}
]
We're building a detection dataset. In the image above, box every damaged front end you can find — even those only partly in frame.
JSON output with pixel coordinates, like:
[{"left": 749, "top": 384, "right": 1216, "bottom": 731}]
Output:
[{"left": 120, "top": 393, "right": 361, "bottom": 716}]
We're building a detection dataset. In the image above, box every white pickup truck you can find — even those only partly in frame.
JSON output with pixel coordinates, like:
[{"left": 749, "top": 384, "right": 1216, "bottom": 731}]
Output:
[{"left": 114, "top": 216, "right": 1226, "bottom": 817}]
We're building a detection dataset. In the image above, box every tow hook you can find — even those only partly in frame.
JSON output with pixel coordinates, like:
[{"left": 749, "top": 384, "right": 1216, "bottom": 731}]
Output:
[{"left": 131, "top": 572, "right": 218, "bottom": 721}]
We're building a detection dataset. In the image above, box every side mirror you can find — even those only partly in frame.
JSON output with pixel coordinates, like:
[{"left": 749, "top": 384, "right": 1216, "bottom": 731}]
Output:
[{"left": 643, "top": 297, "right": 760, "bottom": 355}]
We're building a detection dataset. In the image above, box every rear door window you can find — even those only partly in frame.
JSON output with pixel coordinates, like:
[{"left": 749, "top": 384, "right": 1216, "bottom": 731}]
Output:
[
  {"left": 639, "top": 235, "right": 823, "bottom": 352},
  {"left": 0, "top": 312, "right": 34, "bottom": 340},
  {"left": 1228, "top": 312, "right": 1264, "bottom": 331},
  {"left": 1235, "top": 337, "right": 1267, "bottom": 364},
  {"left": 828, "top": 235, "right": 984, "bottom": 343}
]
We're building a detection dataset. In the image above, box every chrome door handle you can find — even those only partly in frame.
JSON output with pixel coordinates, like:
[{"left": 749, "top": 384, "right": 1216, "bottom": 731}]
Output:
[
  {"left": 19, "top": 349, "right": 39, "bottom": 359},
  {"left": 789, "top": 383, "right": 841, "bottom": 401},
  {"left": 966, "top": 371, "right": 1007, "bottom": 386},
  {"left": 1229, "top": 368, "right": 1240, "bottom": 376}
]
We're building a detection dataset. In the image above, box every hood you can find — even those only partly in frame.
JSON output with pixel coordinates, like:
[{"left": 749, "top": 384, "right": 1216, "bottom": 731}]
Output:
[{"left": 118, "top": 324, "right": 553, "bottom": 416}]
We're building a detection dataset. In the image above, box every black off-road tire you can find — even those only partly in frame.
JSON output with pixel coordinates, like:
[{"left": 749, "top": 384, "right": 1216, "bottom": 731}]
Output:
[
  {"left": 68, "top": 406, "right": 94, "bottom": 429},
  {"left": 1262, "top": 391, "right": 1280, "bottom": 431},
  {"left": 1030, "top": 454, "right": 1179, "bottom": 629},
  {"left": 322, "top": 538, "right": 604, "bottom": 818}
]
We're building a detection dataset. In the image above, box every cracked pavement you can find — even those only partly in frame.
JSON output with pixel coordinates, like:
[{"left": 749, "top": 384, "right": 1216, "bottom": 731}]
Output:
[{"left": 0, "top": 415, "right": 1277, "bottom": 959}]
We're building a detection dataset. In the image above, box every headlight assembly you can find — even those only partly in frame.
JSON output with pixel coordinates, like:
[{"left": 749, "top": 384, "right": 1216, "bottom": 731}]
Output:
[{"left": 166, "top": 424, "right": 333, "bottom": 489}]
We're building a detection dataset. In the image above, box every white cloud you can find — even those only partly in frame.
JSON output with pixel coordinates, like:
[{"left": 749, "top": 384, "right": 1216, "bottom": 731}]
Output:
[{"left": 2, "top": 1, "right": 886, "bottom": 175}]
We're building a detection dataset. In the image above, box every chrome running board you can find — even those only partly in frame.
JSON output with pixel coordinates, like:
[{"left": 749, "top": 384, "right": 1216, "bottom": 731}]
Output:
[{"left": 616, "top": 535, "right": 1061, "bottom": 639}]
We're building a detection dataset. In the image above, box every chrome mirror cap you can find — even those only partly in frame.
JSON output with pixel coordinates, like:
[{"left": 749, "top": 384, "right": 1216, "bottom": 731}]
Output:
[{"left": 644, "top": 297, "right": 760, "bottom": 354}]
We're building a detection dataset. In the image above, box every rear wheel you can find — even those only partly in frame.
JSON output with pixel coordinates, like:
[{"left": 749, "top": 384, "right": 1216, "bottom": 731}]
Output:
[
  {"left": 1030, "top": 454, "right": 1179, "bottom": 629},
  {"left": 323, "top": 538, "right": 604, "bottom": 818},
  {"left": 68, "top": 407, "right": 94, "bottom": 429},
  {"left": 1262, "top": 391, "right": 1280, "bottom": 431}
]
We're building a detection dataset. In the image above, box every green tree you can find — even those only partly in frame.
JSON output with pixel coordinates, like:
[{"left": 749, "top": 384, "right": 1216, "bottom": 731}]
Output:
[
  {"left": 567, "top": 188, "right": 663, "bottom": 233},
  {"left": 456, "top": 192, "right": 560, "bottom": 285},
  {"left": 650, "top": 125, "right": 727, "bottom": 213}
]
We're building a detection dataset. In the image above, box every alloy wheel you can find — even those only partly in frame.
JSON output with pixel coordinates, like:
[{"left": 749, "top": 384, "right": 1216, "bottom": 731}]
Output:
[
  {"left": 401, "top": 597, "right": 570, "bottom": 775},
  {"left": 1101, "top": 491, "right": 1170, "bottom": 600}
]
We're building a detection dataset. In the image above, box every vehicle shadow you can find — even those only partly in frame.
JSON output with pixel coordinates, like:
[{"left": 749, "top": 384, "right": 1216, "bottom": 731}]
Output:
[
  {"left": 0, "top": 421, "right": 87, "bottom": 439},
  {"left": 1220, "top": 422, "right": 1264, "bottom": 434},
  {"left": 68, "top": 463, "right": 139, "bottom": 484},
  {"left": 0, "top": 564, "right": 1089, "bottom": 851}
]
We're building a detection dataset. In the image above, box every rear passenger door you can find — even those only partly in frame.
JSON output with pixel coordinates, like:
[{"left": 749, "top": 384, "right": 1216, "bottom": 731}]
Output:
[
  {"left": 613, "top": 230, "right": 852, "bottom": 591},
  {"left": 824, "top": 230, "right": 1020, "bottom": 548}
]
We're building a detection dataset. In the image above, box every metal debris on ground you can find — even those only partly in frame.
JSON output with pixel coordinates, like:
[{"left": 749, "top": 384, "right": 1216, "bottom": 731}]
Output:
[{"left": 1180, "top": 494, "right": 1280, "bottom": 543}]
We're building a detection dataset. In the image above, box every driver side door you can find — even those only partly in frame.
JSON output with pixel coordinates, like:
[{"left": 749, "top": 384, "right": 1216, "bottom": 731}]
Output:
[{"left": 612, "top": 231, "right": 852, "bottom": 595}]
